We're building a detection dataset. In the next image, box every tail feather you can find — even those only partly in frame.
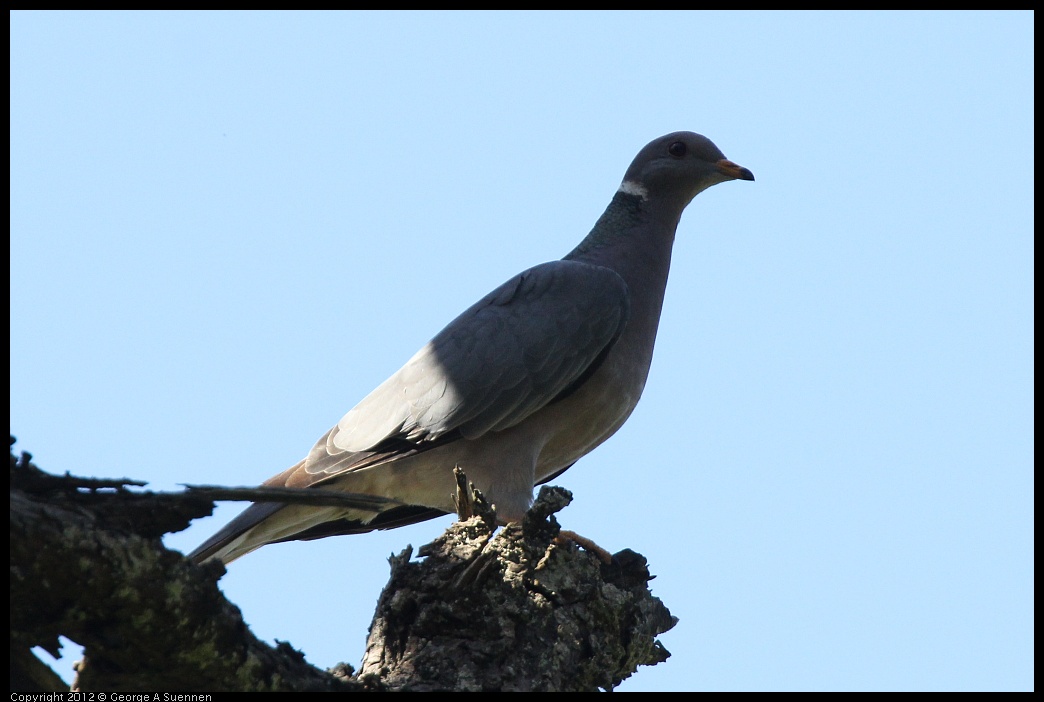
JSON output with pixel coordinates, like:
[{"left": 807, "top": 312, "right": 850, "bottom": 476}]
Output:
[{"left": 188, "top": 501, "right": 287, "bottom": 564}]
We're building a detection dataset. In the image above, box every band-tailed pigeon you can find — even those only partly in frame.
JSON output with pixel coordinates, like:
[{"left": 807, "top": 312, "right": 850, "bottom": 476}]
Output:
[{"left": 190, "top": 131, "right": 753, "bottom": 564}]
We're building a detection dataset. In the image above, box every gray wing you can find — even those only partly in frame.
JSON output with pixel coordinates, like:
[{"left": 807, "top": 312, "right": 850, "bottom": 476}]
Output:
[
  {"left": 189, "top": 259, "right": 630, "bottom": 563},
  {"left": 296, "top": 259, "right": 631, "bottom": 483}
]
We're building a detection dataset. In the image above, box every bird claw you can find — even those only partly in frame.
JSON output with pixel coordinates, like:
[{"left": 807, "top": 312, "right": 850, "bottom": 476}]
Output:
[{"left": 555, "top": 529, "right": 613, "bottom": 564}]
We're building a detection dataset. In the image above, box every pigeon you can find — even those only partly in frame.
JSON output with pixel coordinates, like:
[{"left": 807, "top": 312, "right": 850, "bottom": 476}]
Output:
[{"left": 190, "top": 131, "right": 753, "bottom": 564}]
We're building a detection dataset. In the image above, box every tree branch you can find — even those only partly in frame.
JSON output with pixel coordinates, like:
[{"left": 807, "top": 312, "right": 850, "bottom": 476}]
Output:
[{"left": 10, "top": 437, "right": 676, "bottom": 692}]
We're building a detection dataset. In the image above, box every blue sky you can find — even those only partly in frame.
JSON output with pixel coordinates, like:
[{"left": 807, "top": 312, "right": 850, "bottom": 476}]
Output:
[{"left": 10, "top": 11, "right": 1032, "bottom": 692}]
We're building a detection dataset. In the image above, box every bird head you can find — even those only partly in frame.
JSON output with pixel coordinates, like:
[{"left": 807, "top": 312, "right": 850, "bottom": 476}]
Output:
[{"left": 619, "top": 131, "right": 754, "bottom": 208}]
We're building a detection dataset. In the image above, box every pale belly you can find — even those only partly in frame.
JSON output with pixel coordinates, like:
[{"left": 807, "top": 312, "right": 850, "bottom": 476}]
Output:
[{"left": 531, "top": 360, "right": 647, "bottom": 483}]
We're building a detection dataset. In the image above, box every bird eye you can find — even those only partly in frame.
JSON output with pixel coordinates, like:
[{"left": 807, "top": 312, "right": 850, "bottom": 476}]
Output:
[{"left": 667, "top": 141, "right": 687, "bottom": 158}]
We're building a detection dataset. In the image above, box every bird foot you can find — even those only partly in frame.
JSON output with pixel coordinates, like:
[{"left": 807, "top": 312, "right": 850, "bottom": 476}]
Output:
[{"left": 556, "top": 529, "right": 613, "bottom": 564}]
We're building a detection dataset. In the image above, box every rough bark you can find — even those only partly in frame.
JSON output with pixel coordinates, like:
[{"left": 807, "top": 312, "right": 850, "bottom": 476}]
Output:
[
  {"left": 9, "top": 440, "right": 357, "bottom": 692},
  {"left": 360, "top": 485, "right": 676, "bottom": 691}
]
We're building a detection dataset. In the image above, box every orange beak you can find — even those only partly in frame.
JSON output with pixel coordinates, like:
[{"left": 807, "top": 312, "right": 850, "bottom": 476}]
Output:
[{"left": 716, "top": 159, "right": 755, "bottom": 181}]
